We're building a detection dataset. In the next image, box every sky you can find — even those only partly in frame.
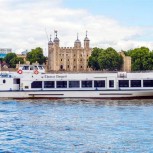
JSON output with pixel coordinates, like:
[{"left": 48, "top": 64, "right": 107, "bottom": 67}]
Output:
[{"left": 0, "top": 0, "right": 153, "bottom": 55}]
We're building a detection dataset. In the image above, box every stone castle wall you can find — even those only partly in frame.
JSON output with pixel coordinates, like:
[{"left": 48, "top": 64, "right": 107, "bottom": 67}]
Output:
[{"left": 48, "top": 33, "right": 92, "bottom": 72}]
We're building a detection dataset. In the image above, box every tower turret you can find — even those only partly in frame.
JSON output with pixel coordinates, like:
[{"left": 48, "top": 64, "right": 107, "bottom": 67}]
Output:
[
  {"left": 74, "top": 33, "right": 81, "bottom": 48},
  {"left": 54, "top": 30, "right": 60, "bottom": 46},
  {"left": 48, "top": 35, "right": 53, "bottom": 46},
  {"left": 48, "top": 35, "right": 54, "bottom": 71},
  {"left": 84, "top": 31, "right": 90, "bottom": 49}
]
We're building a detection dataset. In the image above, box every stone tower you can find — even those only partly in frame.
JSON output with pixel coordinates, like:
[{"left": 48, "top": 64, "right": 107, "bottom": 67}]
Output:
[
  {"left": 84, "top": 31, "right": 90, "bottom": 49},
  {"left": 48, "top": 35, "right": 53, "bottom": 71},
  {"left": 48, "top": 31, "right": 92, "bottom": 72}
]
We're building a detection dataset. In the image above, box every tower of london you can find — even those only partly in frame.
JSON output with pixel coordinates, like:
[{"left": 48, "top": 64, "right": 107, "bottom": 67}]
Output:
[{"left": 48, "top": 31, "right": 92, "bottom": 72}]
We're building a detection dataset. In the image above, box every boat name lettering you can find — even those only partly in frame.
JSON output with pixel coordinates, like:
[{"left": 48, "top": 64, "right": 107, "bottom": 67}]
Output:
[{"left": 45, "top": 75, "right": 67, "bottom": 78}]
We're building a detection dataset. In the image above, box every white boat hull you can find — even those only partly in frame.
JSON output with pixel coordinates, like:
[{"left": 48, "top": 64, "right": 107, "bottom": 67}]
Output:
[
  {"left": 1, "top": 71, "right": 153, "bottom": 99},
  {"left": 1, "top": 90, "right": 153, "bottom": 99}
]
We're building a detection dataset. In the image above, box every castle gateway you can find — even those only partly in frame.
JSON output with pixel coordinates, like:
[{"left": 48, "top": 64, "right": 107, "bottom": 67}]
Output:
[{"left": 48, "top": 31, "right": 92, "bottom": 72}]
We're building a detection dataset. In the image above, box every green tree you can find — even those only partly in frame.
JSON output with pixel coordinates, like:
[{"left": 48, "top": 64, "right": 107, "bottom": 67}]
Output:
[
  {"left": 4, "top": 53, "right": 25, "bottom": 68},
  {"left": 26, "top": 47, "right": 46, "bottom": 64},
  {"left": 88, "top": 47, "right": 102, "bottom": 70},
  {"left": 4, "top": 53, "right": 17, "bottom": 67},
  {"left": 98, "top": 47, "right": 123, "bottom": 71},
  {"left": 10, "top": 57, "right": 24, "bottom": 68},
  {"left": 128, "top": 47, "right": 150, "bottom": 71},
  {"left": 88, "top": 47, "right": 123, "bottom": 71},
  {"left": 125, "top": 49, "right": 133, "bottom": 56},
  {"left": 147, "top": 51, "right": 153, "bottom": 70},
  {"left": 0, "top": 58, "right": 4, "bottom": 63}
]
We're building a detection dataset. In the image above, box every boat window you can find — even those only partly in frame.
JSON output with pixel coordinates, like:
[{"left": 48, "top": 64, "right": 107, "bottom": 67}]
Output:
[
  {"left": 119, "top": 80, "right": 129, "bottom": 87},
  {"left": 94, "top": 80, "right": 105, "bottom": 88},
  {"left": 69, "top": 81, "right": 80, "bottom": 88},
  {"left": 31, "top": 81, "right": 42, "bottom": 88},
  {"left": 3, "top": 79, "right": 6, "bottom": 84},
  {"left": 25, "top": 86, "right": 29, "bottom": 89},
  {"left": 13, "top": 79, "right": 20, "bottom": 84},
  {"left": 56, "top": 81, "right": 67, "bottom": 88},
  {"left": 22, "top": 66, "right": 29, "bottom": 70},
  {"left": 143, "top": 80, "right": 153, "bottom": 87},
  {"left": 109, "top": 80, "right": 114, "bottom": 88},
  {"left": 34, "top": 66, "right": 38, "bottom": 70},
  {"left": 38, "top": 66, "right": 44, "bottom": 70},
  {"left": 82, "top": 80, "right": 92, "bottom": 88},
  {"left": 44, "top": 81, "right": 55, "bottom": 88},
  {"left": 131, "top": 80, "right": 141, "bottom": 87}
]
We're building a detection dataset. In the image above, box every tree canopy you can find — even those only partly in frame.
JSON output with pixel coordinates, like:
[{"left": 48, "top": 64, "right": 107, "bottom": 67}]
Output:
[
  {"left": 4, "top": 53, "right": 17, "bottom": 65},
  {"left": 26, "top": 47, "right": 46, "bottom": 64},
  {"left": 4, "top": 53, "right": 24, "bottom": 68},
  {"left": 89, "top": 46, "right": 153, "bottom": 71},
  {"left": 88, "top": 47, "right": 123, "bottom": 71},
  {"left": 88, "top": 48, "right": 101, "bottom": 70},
  {"left": 10, "top": 57, "right": 24, "bottom": 68},
  {"left": 126, "top": 47, "right": 153, "bottom": 71}
]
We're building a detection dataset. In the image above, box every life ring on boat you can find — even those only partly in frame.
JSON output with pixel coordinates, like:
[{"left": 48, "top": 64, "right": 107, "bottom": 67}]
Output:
[
  {"left": 34, "top": 70, "right": 39, "bottom": 75},
  {"left": 17, "top": 69, "right": 23, "bottom": 74}
]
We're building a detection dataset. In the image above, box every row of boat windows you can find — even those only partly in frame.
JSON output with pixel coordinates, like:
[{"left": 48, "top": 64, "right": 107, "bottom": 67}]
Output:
[
  {"left": 22, "top": 66, "right": 44, "bottom": 70},
  {"left": 119, "top": 80, "right": 153, "bottom": 87},
  {"left": 31, "top": 80, "right": 153, "bottom": 88},
  {"left": 31, "top": 80, "right": 109, "bottom": 89}
]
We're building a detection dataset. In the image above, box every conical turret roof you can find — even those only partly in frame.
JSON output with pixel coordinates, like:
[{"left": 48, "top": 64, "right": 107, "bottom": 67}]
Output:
[{"left": 48, "top": 35, "right": 53, "bottom": 45}]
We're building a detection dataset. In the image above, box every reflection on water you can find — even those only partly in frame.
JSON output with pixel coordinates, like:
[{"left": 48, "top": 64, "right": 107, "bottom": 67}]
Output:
[{"left": 0, "top": 99, "right": 153, "bottom": 153}]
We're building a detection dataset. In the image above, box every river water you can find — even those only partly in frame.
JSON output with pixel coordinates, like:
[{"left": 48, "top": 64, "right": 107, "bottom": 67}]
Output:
[{"left": 0, "top": 99, "right": 153, "bottom": 153}]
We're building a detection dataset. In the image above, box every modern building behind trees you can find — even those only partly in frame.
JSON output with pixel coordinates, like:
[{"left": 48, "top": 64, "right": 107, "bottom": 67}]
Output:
[{"left": 0, "top": 48, "right": 12, "bottom": 58}]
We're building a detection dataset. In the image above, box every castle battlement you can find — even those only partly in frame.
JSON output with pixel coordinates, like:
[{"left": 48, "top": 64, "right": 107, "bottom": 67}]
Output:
[
  {"left": 48, "top": 31, "right": 91, "bottom": 72},
  {"left": 61, "top": 47, "right": 73, "bottom": 49}
]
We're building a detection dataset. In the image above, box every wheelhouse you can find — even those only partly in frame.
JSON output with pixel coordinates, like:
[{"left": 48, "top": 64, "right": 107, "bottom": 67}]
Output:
[{"left": 17, "top": 65, "right": 45, "bottom": 74}]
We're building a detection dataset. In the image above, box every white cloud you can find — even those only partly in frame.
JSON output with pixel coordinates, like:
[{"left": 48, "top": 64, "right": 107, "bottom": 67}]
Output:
[{"left": 0, "top": 0, "right": 152, "bottom": 55}]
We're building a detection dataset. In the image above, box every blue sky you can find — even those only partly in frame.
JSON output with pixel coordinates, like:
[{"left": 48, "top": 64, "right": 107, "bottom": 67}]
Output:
[
  {"left": 0, "top": 0, "right": 153, "bottom": 54},
  {"left": 63, "top": 0, "right": 153, "bottom": 26}
]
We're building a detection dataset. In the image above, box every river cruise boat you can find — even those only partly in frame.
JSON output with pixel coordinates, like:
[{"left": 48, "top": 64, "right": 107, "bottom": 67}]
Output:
[{"left": 1, "top": 65, "right": 153, "bottom": 99}]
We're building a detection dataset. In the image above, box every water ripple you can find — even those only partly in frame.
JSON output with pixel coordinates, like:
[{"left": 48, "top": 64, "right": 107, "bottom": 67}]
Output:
[{"left": 0, "top": 99, "right": 153, "bottom": 152}]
